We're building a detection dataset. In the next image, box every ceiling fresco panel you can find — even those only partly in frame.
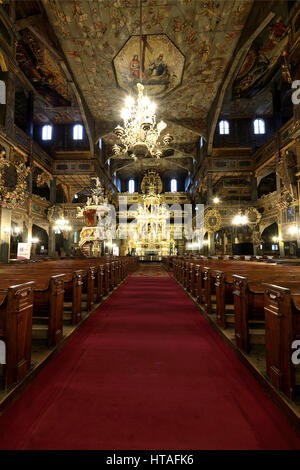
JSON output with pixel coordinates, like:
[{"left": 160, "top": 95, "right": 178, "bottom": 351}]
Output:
[
  {"left": 43, "top": 0, "right": 254, "bottom": 124},
  {"left": 113, "top": 34, "right": 185, "bottom": 98}
]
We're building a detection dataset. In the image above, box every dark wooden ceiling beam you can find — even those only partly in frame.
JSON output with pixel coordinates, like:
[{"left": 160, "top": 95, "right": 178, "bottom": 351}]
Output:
[{"left": 15, "top": 13, "right": 43, "bottom": 31}]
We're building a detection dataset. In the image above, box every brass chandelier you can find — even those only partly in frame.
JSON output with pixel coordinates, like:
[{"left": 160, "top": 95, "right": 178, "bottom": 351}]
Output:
[
  {"left": 113, "top": 83, "right": 173, "bottom": 160},
  {"left": 112, "top": 0, "right": 172, "bottom": 160}
]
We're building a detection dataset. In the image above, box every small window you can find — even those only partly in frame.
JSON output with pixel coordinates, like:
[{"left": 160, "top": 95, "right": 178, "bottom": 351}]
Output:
[
  {"left": 0, "top": 80, "right": 6, "bottom": 104},
  {"left": 42, "top": 124, "right": 53, "bottom": 141},
  {"left": 253, "top": 118, "right": 265, "bottom": 135},
  {"left": 170, "top": 179, "right": 177, "bottom": 193},
  {"left": 73, "top": 124, "right": 83, "bottom": 140},
  {"left": 219, "top": 120, "right": 229, "bottom": 135},
  {"left": 99, "top": 138, "right": 102, "bottom": 150},
  {"left": 200, "top": 136, "right": 203, "bottom": 148},
  {"left": 128, "top": 179, "right": 135, "bottom": 193}
]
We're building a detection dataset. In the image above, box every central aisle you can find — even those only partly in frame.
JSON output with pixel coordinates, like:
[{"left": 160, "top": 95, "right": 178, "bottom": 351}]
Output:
[{"left": 0, "top": 274, "right": 299, "bottom": 450}]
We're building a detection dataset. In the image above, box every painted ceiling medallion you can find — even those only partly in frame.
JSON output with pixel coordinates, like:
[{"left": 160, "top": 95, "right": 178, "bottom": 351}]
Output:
[{"left": 113, "top": 34, "right": 185, "bottom": 98}]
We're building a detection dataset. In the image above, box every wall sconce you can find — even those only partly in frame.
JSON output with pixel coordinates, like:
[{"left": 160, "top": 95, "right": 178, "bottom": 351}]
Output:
[
  {"left": 28, "top": 236, "right": 39, "bottom": 244},
  {"left": 213, "top": 197, "right": 220, "bottom": 204},
  {"left": 288, "top": 226, "right": 298, "bottom": 235}
]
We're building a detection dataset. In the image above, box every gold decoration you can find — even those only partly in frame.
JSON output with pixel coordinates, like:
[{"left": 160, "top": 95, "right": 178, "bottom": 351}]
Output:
[
  {"left": 245, "top": 207, "right": 262, "bottom": 226},
  {"left": 276, "top": 191, "right": 295, "bottom": 210},
  {"left": 141, "top": 169, "right": 163, "bottom": 195},
  {"left": 276, "top": 150, "right": 297, "bottom": 200},
  {"left": 281, "top": 50, "right": 292, "bottom": 84},
  {"left": 0, "top": 154, "right": 30, "bottom": 208},
  {"left": 114, "top": 83, "right": 172, "bottom": 160},
  {"left": 36, "top": 172, "right": 50, "bottom": 188},
  {"left": 252, "top": 228, "right": 263, "bottom": 247},
  {"left": 204, "top": 208, "right": 221, "bottom": 233}
]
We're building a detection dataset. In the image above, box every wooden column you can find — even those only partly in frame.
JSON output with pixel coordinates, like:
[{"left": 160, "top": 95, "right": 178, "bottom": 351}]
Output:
[
  {"left": 0, "top": 207, "right": 11, "bottom": 263},
  {"left": 206, "top": 174, "right": 213, "bottom": 204},
  {"left": 208, "top": 232, "right": 215, "bottom": 256},
  {"left": 251, "top": 174, "right": 258, "bottom": 202},
  {"left": 48, "top": 178, "right": 56, "bottom": 256},
  {"left": 5, "top": 71, "right": 15, "bottom": 136}
]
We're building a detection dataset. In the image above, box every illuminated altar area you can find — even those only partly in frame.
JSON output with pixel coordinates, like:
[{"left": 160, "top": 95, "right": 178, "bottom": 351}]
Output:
[{"left": 122, "top": 170, "right": 176, "bottom": 257}]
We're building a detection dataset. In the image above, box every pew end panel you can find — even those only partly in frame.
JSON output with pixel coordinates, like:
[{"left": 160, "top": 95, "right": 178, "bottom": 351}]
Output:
[
  {"left": 96, "top": 265, "right": 104, "bottom": 302},
  {"left": 214, "top": 271, "right": 227, "bottom": 329},
  {"left": 87, "top": 267, "right": 97, "bottom": 312},
  {"left": 49, "top": 275, "right": 65, "bottom": 346},
  {"left": 233, "top": 275, "right": 250, "bottom": 352},
  {"left": 1, "top": 282, "right": 35, "bottom": 389},
  {"left": 203, "top": 267, "right": 212, "bottom": 314},
  {"left": 72, "top": 270, "right": 84, "bottom": 325},
  {"left": 263, "top": 284, "right": 298, "bottom": 401}
]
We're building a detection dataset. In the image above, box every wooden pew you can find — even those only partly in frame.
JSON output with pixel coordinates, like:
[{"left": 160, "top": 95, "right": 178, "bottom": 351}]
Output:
[
  {"left": 31, "top": 274, "right": 65, "bottom": 346},
  {"left": 0, "top": 273, "right": 65, "bottom": 347},
  {"left": 232, "top": 274, "right": 300, "bottom": 353},
  {"left": 0, "top": 281, "right": 35, "bottom": 388},
  {"left": 263, "top": 282, "right": 300, "bottom": 400}
]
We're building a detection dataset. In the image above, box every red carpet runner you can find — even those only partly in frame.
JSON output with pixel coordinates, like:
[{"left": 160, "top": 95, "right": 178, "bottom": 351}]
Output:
[{"left": 0, "top": 276, "right": 299, "bottom": 450}]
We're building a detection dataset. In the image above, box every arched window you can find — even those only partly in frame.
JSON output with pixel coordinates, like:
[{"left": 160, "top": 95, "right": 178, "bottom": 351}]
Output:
[
  {"left": 219, "top": 120, "right": 229, "bottom": 135},
  {"left": 42, "top": 124, "right": 53, "bottom": 141},
  {"left": 99, "top": 138, "right": 102, "bottom": 150},
  {"left": 253, "top": 118, "right": 265, "bottom": 135},
  {"left": 73, "top": 124, "right": 83, "bottom": 140},
  {"left": 200, "top": 136, "right": 203, "bottom": 148},
  {"left": 0, "top": 339, "right": 5, "bottom": 364},
  {"left": 170, "top": 178, "right": 177, "bottom": 193},
  {"left": 0, "top": 80, "right": 6, "bottom": 104},
  {"left": 128, "top": 179, "right": 135, "bottom": 193}
]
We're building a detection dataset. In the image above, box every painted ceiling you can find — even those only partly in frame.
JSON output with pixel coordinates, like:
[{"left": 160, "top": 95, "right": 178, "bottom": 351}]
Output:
[
  {"left": 17, "top": 29, "right": 73, "bottom": 107},
  {"left": 233, "top": 16, "right": 288, "bottom": 99},
  {"left": 12, "top": 0, "right": 299, "bottom": 182},
  {"left": 221, "top": 1, "right": 295, "bottom": 119},
  {"left": 41, "top": 0, "right": 254, "bottom": 173},
  {"left": 113, "top": 33, "right": 185, "bottom": 98},
  {"left": 42, "top": 0, "right": 253, "bottom": 125}
]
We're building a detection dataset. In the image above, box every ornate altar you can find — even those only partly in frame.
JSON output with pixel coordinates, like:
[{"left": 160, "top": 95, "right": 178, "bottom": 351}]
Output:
[{"left": 126, "top": 170, "right": 175, "bottom": 257}]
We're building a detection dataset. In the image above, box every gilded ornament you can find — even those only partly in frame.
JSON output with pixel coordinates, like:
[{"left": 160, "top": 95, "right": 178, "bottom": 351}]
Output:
[
  {"left": 0, "top": 154, "right": 30, "bottom": 208},
  {"left": 204, "top": 208, "right": 222, "bottom": 232}
]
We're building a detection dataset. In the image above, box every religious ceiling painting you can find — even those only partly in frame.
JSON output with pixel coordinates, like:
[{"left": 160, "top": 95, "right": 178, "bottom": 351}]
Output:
[
  {"left": 113, "top": 34, "right": 185, "bottom": 98},
  {"left": 233, "top": 17, "right": 288, "bottom": 99},
  {"left": 43, "top": 0, "right": 253, "bottom": 122},
  {"left": 16, "top": 29, "right": 73, "bottom": 107}
]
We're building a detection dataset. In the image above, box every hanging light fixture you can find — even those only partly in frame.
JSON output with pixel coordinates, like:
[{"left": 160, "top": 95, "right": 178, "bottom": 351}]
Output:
[
  {"left": 232, "top": 210, "right": 248, "bottom": 226},
  {"left": 113, "top": 0, "right": 173, "bottom": 160},
  {"left": 114, "top": 83, "right": 172, "bottom": 159},
  {"left": 231, "top": 174, "right": 248, "bottom": 226},
  {"left": 54, "top": 217, "right": 72, "bottom": 233}
]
